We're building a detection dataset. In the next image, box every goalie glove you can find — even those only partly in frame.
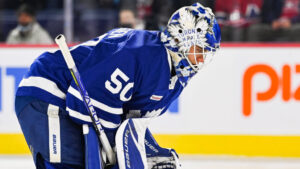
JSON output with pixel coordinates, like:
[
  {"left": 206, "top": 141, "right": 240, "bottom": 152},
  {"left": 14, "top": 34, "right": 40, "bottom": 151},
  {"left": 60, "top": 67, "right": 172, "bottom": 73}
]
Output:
[
  {"left": 115, "top": 119, "right": 181, "bottom": 169},
  {"left": 147, "top": 149, "right": 181, "bottom": 169},
  {"left": 144, "top": 129, "right": 181, "bottom": 169}
]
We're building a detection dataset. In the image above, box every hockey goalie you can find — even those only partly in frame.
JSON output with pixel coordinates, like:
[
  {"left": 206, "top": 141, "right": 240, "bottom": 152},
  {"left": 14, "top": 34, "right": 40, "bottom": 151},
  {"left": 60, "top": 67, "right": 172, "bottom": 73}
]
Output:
[{"left": 15, "top": 3, "right": 221, "bottom": 169}]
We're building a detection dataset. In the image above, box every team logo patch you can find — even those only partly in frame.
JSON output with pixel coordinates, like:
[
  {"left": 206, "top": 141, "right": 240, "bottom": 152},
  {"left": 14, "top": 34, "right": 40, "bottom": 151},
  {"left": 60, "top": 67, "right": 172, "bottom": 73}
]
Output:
[{"left": 150, "top": 95, "right": 163, "bottom": 101}]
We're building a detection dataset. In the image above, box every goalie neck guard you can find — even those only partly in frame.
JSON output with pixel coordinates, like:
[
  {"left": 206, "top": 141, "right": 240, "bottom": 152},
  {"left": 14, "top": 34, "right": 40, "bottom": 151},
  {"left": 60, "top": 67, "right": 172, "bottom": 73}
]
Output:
[{"left": 161, "top": 3, "right": 221, "bottom": 86}]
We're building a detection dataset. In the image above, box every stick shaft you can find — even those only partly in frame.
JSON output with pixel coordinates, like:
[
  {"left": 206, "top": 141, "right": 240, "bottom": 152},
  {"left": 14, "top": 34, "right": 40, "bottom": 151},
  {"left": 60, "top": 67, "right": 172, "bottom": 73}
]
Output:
[{"left": 55, "top": 34, "right": 116, "bottom": 165}]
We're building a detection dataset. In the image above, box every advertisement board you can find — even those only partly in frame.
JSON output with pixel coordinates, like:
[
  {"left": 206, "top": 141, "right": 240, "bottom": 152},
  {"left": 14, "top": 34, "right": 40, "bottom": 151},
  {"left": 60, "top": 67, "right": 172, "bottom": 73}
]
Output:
[
  {"left": 151, "top": 46, "right": 300, "bottom": 135},
  {"left": 0, "top": 44, "right": 299, "bottom": 156}
]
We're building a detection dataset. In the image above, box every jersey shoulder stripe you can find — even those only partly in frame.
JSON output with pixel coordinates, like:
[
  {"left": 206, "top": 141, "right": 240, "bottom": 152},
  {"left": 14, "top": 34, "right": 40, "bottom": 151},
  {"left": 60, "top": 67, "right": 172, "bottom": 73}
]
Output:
[
  {"left": 19, "top": 76, "right": 66, "bottom": 99},
  {"left": 16, "top": 35, "right": 106, "bottom": 108}
]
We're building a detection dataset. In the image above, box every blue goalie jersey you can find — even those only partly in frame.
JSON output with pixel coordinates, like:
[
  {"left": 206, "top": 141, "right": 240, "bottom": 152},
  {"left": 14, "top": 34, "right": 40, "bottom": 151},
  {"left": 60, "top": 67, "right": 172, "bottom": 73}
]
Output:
[{"left": 16, "top": 28, "right": 184, "bottom": 136}]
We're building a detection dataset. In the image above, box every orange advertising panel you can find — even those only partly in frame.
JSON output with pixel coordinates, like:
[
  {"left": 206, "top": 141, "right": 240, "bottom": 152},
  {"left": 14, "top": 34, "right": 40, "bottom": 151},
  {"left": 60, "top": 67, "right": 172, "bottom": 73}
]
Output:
[{"left": 243, "top": 64, "right": 300, "bottom": 116}]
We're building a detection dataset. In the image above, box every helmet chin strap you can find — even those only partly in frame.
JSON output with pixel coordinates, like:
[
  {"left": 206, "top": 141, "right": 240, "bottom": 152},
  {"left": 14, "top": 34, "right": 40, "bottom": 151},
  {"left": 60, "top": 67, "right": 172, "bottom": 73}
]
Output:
[{"left": 167, "top": 49, "right": 181, "bottom": 65}]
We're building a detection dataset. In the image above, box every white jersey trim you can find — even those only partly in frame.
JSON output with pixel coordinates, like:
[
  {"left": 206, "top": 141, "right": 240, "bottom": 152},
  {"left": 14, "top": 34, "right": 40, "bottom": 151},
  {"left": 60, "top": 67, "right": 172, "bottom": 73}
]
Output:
[
  {"left": 68, "top": 86, "right": 123, "bottom": 115},
  {"left": 66, "top": 107, "right": 120, "bottom": 129},
  {"left": 19, "top": 76, "right": 66, "bottom": 99},
  {"left": 164, "top": 47, "right": 172, "bottom": 73}
]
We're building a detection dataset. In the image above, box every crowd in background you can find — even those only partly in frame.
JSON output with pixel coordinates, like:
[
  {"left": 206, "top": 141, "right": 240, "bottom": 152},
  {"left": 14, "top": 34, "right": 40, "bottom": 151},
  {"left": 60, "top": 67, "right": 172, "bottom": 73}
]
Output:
[{"left": 1, "top": 0, "right": 300, "bottom": 44}]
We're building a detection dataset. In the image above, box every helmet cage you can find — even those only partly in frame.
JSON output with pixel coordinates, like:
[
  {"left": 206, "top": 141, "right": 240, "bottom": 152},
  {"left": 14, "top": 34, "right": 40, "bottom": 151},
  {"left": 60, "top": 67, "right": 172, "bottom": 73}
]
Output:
[{"left": 181, "top": 43, "right": 217, "bottom": 71}]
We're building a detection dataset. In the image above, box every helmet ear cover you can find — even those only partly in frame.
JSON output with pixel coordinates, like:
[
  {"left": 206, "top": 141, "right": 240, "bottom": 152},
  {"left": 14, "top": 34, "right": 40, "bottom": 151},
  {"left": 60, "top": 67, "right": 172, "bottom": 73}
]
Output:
[{"left": 161, "top": 3, "right": 221, "bottom": 85}]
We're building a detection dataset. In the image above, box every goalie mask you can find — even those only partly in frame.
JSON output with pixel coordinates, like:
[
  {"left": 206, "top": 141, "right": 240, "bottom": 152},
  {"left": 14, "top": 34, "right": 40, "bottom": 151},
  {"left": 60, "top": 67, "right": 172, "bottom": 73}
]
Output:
[{"left": 161, "top": 3, "right": 221, "bottom": 85}]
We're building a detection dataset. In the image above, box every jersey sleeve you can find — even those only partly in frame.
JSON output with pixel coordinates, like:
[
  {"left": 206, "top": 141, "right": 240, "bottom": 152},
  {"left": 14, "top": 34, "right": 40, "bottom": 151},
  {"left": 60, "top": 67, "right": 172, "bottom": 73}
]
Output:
[
  {"left": 16, "top": 44, "right": 92, "bottom": 107},
  {"left": 65, "top": 34, "right": 137, "bottom": 131}
]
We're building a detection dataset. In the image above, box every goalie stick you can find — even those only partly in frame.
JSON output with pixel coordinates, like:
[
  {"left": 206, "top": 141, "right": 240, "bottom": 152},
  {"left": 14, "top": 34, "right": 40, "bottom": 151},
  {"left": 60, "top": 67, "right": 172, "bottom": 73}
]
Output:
[{"left": 55, "top": 34, "right": 116, "bottom": 165}]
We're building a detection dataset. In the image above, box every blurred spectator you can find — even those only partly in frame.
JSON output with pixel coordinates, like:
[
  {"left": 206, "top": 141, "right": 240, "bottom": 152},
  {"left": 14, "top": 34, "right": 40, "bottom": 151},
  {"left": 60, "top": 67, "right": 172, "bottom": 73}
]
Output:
[
  {"left": 147, "top": 0, "right": 214, "bottom": 30},
  {"left": 118, "top": 0, "right": 214, "bottom": 30},
  {"left": 282, "top": 0, "right": 300, "bottom": 41},
  {"left": 119, "top": 9, "right": 136, "bottom": 28},
  {"left": 6, "top": 4, "right": 53, "bottom": 44},
  {"left": 73, "top": 0, "right": 119, "bottom": 41},
  {"left": 248, "top": 0, "right": 300, "bottom": 42},
  {"left": 246, "top": 0, "right": 286, "bottom": 41},
  {"left": 118, "top": 0, "right": 136, "bottom": 28},
  {"left": 215, "top": 0, "right": 263, "bottom": 41},
  {"left": 118, "top": 0, "right": 150, "bottom": 29}
]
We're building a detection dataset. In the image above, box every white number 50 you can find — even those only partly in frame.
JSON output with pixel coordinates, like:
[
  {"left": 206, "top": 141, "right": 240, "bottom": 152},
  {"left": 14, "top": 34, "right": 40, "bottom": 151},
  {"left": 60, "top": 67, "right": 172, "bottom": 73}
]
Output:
[{"left": 105, "top": 68, "right": 134, "bottom": 101}]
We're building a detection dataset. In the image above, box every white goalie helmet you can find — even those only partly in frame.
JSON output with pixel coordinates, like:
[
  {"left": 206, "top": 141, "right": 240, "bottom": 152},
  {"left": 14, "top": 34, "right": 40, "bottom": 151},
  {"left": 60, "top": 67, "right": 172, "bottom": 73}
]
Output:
[{"left": 161, "top": 3, "right": 221, "bottom": 85}]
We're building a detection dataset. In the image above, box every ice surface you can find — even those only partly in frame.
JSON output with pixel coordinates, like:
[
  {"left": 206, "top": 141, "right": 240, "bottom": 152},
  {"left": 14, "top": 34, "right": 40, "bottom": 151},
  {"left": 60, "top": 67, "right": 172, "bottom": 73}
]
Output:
[{"left": 1, "top": 155, "right": 300, "bottom": 169}]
